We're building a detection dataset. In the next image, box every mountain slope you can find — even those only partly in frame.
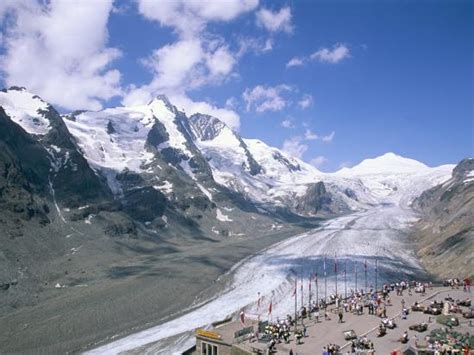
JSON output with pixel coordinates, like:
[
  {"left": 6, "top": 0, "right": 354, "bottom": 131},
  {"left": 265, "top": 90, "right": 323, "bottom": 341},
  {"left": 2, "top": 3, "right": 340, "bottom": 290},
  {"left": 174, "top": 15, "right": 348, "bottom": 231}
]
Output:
[{"left": 411, "top": 158, "right": 474, "bottom": 278}]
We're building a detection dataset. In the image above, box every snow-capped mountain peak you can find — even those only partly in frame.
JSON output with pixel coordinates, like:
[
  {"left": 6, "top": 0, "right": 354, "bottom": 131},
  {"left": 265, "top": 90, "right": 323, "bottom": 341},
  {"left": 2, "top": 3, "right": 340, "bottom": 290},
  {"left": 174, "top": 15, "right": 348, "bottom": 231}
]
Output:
[
  {"left": 0, "top": 87, "right": 455, "bottom": 216},
  {"left": 0, "top": 87, "right": 51, "bottom": 135},
  {"left": 337, "top": 152, "right": 429, "bottom": 176}
]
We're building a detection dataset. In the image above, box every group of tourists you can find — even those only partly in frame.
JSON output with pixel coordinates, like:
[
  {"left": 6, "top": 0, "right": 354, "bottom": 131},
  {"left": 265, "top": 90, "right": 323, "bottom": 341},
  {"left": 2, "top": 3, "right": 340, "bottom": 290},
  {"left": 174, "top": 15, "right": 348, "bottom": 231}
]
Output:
[
  {"left": 322, "top": 343, "right": 340, "bottom": 354},
  {"left": 263, "top": 316, "right": 307, "bottom": 349},
  {"left": 350, "top": 336, "right": 375, "bottom": 353},
  {"left": 253, "top": 276, "right": 472, "bottom": 354}
]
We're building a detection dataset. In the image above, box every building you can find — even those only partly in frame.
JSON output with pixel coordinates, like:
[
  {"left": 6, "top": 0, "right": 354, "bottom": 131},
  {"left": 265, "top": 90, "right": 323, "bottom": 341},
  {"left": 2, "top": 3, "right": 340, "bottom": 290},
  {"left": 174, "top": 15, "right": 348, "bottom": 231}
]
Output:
[{"left": 193, "top": 319, "right": 269, "bottom": 355}]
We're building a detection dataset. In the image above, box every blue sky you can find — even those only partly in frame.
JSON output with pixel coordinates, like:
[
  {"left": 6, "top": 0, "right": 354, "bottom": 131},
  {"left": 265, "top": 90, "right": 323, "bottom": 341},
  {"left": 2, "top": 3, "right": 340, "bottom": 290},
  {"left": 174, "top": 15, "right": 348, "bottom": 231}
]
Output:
[{"left": 0, "top": 0, "right": 472, "bottom": 171}]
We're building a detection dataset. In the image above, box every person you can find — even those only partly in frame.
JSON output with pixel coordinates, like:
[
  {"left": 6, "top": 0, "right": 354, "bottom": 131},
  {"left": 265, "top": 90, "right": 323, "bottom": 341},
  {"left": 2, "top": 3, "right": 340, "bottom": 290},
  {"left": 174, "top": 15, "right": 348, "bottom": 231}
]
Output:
[
  {"left": 303, "top": 325, "right": 307, "bottom": 337},
  {"left": 402, "top": 308, "right": 408, "bottom": 319},
  {"left": 338, "top": 309, "right": 343, "bottom": 323},
  {"left": 268, "top": 338, "right": 276, "bottom": 352},
  {"left": 401, "top": 330, "right": 409, "bottom": 343},
  {"left": 295, "top": 330, "right": 303, "bottom": 344},
  {"left": 289, "top": 349, "right": 294, "bottom": 355}
]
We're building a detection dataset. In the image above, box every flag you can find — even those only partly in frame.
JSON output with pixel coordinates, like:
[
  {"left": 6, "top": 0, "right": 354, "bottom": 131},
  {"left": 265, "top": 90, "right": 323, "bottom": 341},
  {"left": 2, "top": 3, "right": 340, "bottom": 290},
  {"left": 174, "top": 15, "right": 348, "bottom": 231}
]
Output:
[
  {"left": 364, "top": 259, "right": 367, "bottom": 271},
  {"left": 324, "top": 257, "right": 327, "bottom": 276},
  {"left": 309, "top": 278, "right": 312, "bottom": 292},
  {"left": 293, "top": 279, "right": 297, "bottom": 297},
  {"left": 240, "top": 310, "right": 245, "bottom": 326},
  {"left": 268, "top": 301, "right": 272, "bottom": 315},
  {"left": 334, "top": 253, "right": 338, "bottom": 273},
  {"left": 257, "top": 292, "right": 261, "bottom": 310}
]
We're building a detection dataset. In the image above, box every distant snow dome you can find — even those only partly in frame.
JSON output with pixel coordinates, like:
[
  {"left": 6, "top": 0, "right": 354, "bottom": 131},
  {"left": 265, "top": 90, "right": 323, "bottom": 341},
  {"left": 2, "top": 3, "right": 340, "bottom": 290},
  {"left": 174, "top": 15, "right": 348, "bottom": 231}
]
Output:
[
  {"left": 0, "top": 87, "right": 51, "bottom": 135},
  {"left": 337, "top": 152, "right": 429, "bottom": 175}
]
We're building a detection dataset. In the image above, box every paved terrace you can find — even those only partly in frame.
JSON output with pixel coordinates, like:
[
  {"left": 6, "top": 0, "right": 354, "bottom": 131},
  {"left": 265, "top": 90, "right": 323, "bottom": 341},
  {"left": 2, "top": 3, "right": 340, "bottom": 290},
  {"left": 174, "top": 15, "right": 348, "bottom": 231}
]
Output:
[{"left": 232, "top": 286, "right": 473, "bottom": 354}]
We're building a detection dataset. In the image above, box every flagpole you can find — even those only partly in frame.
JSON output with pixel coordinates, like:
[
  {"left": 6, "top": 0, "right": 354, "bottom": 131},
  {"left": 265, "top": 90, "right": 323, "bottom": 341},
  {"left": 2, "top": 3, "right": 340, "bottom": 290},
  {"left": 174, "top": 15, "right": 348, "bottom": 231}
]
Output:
[
  {"left": 301, "top": 277, "right": 304, "bottom": 316},
  {"left": 364, "top": 259, "right": 368, "bottom": 294},
  {"left": 335, "top": 253, "right": 338, "bottom": 299},
  {"left": 294, "top": 278, "right": 298, "bottom": 333},
  {"left": 344, "top": 260, "right": 347, "bottom": 299},
  {"left": 308, "top": 273, "right": 312, "bottom": 313},
  {"left": 324, "top": 256, "right": 327, "bottom": 309},
  {"left": 355, "top": 264, "right": 358, "bottom": 294},
  {"left": 257, "top": 292, "right": 261, "bottom": 322},
  {"left": 375, "top": 258, "right": 378, "bottom": 292},
  {"left": 268, "top": 295, "right": 273, "bottom": 323},
  {"left": 315, "top": 273, "right": 319, "bottom": 310}
]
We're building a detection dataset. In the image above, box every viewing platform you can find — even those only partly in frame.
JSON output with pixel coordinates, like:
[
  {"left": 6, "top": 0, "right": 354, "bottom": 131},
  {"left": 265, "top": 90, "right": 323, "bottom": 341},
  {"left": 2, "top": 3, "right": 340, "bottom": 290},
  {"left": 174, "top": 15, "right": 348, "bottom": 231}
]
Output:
[{"left": 186, "top": 285, "right": 473, "bottom": 354}]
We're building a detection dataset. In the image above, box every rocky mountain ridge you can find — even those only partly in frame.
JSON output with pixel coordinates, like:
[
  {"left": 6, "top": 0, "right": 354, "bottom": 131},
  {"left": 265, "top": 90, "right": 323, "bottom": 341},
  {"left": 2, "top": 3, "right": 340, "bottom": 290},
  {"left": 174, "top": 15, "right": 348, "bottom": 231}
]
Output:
[{"left": 411, "top": 158, "right": 474, "bottom": 278}]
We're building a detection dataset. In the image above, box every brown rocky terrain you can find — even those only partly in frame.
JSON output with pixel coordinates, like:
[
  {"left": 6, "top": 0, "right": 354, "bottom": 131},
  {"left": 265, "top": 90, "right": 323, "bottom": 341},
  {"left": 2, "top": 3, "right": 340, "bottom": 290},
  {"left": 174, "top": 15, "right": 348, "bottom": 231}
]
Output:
[{"left": 411, "top": 158, "right": 474, "bottom": 279}]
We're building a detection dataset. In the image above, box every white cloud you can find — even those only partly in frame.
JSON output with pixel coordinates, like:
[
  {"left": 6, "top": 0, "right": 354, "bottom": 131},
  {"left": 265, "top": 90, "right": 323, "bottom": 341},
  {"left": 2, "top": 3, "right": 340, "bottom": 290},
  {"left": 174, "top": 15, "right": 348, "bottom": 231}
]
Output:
[
  {"left": 0, "top": 0, "right": 122, "bottom": 110},
  {"left": 206, "top": 45, "right": 236, "bottom": 77},
  {"left": 144, "top": 39, "right": 204, "bottom": 91},
  {"left": 339, "top": 161, "right": 352, "bottom": 169},
  {"left": 322, "top": 131, "right": 335, "bottom": 142},
  {"left": 310, "top": 44, "right": 350, "bottom": 64},
  {"left": 281, "top": 118, "right": 295, "bottom": 129},
  {"left": 282, "top": 136, "right": 307, "bottom": 159},
  {"left": 126, "top": 0, "right": 258, "bottom": 129},
  {"left": 256, "top": 6, "right": 293, "bottom": 34},
  {"left": 122, "top": 38, "right": 241, "bottom": 126},
  {"left": 243, "top": 84, "right": 291, "bottom": 113},
  {"left": 169, "top": 93, "right": 240, "bottom": 130},
  {"left": 236, "top": 36, "right": 273, "bottom": 57},
  {"left": 298, "top": 94, "right": 313, "bottom": 109},
  {"left": 286, "top": 57, "right": 304, "bottom": 68},
  {"left": 304, "top": 129, "right": 318, "bottom": 141},
  {"left": 225, "top": 96, "right": 238, "bottom": 109},
  {"left": 138, "top": 0, "right": 259, "bottom": 38},
  {"left": 310, "top": 155, "right": 328, "bottom": 168}
]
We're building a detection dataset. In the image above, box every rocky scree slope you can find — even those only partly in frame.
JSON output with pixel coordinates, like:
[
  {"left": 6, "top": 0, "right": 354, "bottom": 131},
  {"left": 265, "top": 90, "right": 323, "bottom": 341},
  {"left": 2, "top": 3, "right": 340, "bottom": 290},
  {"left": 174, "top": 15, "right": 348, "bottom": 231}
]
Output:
[{"left": 412, "top": 158, "right": 474, "bottom": 278}]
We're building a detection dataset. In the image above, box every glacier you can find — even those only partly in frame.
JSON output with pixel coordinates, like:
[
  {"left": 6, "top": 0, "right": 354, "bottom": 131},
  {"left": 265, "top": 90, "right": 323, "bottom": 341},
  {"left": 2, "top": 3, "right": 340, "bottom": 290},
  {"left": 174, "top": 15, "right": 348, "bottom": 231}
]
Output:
[{"left": 87, "top": 164, "right": 453, "bottom": 354}]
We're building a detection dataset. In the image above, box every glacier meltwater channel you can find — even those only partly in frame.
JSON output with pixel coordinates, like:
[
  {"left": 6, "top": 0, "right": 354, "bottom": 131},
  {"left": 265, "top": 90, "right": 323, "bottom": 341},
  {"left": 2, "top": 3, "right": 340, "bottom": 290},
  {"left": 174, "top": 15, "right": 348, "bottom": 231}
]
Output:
[{"left": 87, "top": 203, "right": 427, "bottom": 355}]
